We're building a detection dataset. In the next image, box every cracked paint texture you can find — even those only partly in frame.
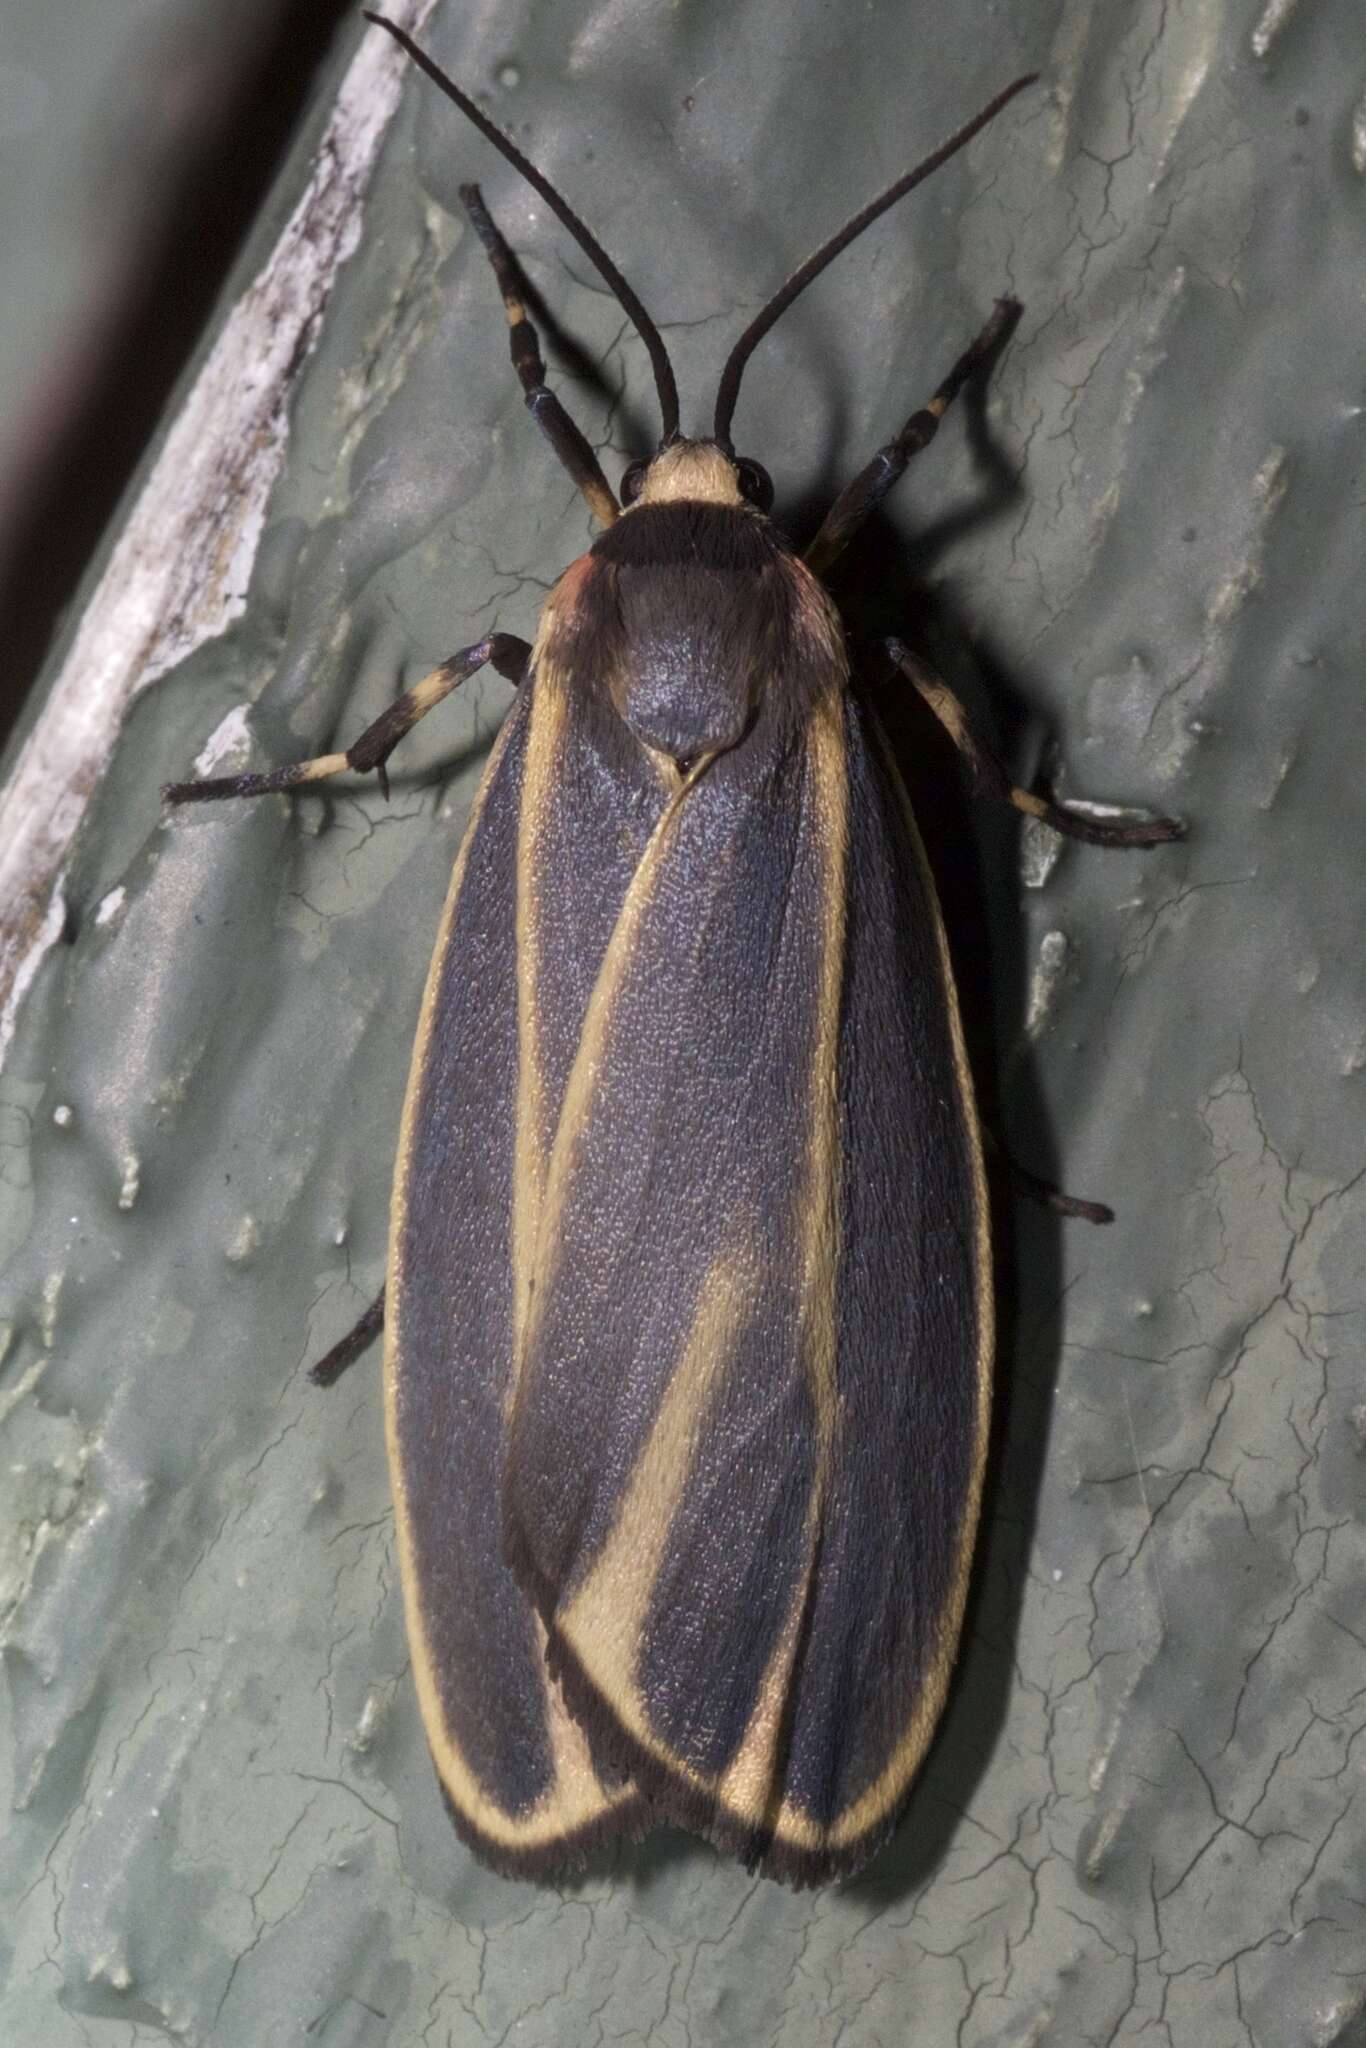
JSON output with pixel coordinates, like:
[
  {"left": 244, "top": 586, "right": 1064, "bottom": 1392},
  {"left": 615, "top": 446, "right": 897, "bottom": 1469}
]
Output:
[{"left": 1, "top": 0, "right": 1364, "bottom": 2042}]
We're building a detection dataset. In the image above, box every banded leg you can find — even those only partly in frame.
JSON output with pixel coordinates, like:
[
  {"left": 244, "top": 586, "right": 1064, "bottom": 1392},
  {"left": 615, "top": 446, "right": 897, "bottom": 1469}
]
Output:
[
  {"left": 805, "top": 298, "right": 1021, "bottom": 578},
  {"left": 461, "top": 184, "right": 619, "bottom": 528},
  {"left": 163, "top": 631, "right": 530, "bottom": 806},
  {"left": 887, "top": 640, "right": 1186, "bottom": 848}
]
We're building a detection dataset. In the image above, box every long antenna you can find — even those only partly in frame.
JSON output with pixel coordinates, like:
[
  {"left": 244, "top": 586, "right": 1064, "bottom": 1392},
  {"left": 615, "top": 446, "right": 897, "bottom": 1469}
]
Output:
[
  {"left": 365, "top": 12, "right": 680, "bottom": 442},
  {"left": 713, "top": 73, "right": 1038, "bottom": 449}
]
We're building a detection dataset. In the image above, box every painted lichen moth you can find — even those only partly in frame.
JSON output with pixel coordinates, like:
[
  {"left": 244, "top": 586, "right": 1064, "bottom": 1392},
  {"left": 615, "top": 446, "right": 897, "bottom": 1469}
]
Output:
[{"left": 164, "top": 15, "right": 1185, "bottom": 1886}]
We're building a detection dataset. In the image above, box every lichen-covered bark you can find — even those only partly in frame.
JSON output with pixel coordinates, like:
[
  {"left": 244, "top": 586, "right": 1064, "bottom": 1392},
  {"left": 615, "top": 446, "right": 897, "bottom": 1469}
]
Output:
[{"left": 1, "top": 1, "right": 1363, "bottom": 2043}]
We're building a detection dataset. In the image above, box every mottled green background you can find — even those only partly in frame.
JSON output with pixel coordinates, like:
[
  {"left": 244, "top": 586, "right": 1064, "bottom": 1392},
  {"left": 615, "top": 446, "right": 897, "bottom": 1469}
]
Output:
[{"left": 2, "top": 1, "right": 1364, "bottom": 2043}]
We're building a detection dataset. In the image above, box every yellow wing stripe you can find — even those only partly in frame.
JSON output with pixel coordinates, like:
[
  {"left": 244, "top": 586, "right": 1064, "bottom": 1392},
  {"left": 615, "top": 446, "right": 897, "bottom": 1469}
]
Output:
[
  {"left": 520, "top": 748, "right": 714, "bottom": 1344},
  {"left": 559, "top": 1247, "right": 754, "bottom": 1706},
  {"left": 385, "top": 705, "right": 633, "bottom": 1854},
  {"left": 519, "top": 701, "right": 849, "bottom": 1836},
  {"left": 540, "top": 702, "right": 992, "bottom": 1858},
  {"left": 778, "top": 717, "right": 993, "bottom": 1852},
  {"left": 388, "top": 622, "right": 989, "bottom": 1864},
  {"left": 511, "top": 640, "right": 570, "bottom": 1378},
  {"left": 713, "top": 695, "right": 848, "bottom": 1830}
]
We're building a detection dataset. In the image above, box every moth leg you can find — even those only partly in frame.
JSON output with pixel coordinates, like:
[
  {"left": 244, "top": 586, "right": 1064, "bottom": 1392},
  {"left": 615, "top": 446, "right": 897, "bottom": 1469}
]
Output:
[
  {"left": 163, "top": 631, "right": 529, "bottom": 806},
  {"left": 886, "top": 640, "right": 1186, "bottom": 848},
  {"left": 461, "top": 183, "right": 620, "bottom": 529},
  {"left": 309, "top": 1286, "right": 385, "bottom": 1387},
  {"left": 980, "top": 1128, "right": 1111, "bottom": 1224},
  {"left": 805, "top": 299, "right": 1021, "bottom": 577}
]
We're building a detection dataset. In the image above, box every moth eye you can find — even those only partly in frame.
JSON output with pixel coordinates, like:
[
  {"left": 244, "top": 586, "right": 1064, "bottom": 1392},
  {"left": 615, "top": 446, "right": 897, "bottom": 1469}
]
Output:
[
  {"left": 620, "top": 461, "right": 648, "bottom": 505},
  {"left": 735, "top": 458, "right": 774, "bottom": 513}
]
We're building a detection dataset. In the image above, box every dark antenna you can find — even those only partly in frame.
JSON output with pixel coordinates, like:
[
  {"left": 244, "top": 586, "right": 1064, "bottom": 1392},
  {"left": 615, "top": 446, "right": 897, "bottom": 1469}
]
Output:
[
  {"left": 364, "top": 12, "right": 681, "bottom": 443},
  {"left": 713, "top": 73, "right": 1039, "bottom": 449}
]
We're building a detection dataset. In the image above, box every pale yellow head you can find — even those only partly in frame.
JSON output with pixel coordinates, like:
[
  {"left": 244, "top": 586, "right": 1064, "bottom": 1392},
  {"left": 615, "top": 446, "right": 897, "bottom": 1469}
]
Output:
[{"left": 632, "top": 441, "right": 743, "bottom": 508}]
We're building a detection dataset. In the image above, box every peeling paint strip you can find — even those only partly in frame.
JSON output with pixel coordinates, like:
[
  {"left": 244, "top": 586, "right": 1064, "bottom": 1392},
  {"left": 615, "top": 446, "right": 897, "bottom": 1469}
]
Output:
[
  {"left": 0, "top": 879, "right": 67, "bottom": 1066},
  {"left": 0, "top": 0, "right": 438, "bottom": 1065},
  {"left": 1250, "top": 0, "right": 1301, "bottom": 60}
]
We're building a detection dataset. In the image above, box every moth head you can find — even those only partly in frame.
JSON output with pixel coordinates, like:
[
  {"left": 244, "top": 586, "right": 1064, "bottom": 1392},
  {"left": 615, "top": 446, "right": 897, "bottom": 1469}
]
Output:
[
  {"left": 618, "top": 443, "right": 774, "bottom": 514},
  {"left": 363, "top": 15, "right": 1034, "bottom": 509}
]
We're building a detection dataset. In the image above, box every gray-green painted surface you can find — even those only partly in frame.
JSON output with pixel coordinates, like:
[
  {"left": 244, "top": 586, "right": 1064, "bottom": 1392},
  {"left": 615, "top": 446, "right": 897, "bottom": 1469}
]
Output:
[
  {"left": 0, "top": 0, "right": 279, "bottom": 538},
  {"left": 2, "top": 1, "right": 1364, "bottom": 2042}
]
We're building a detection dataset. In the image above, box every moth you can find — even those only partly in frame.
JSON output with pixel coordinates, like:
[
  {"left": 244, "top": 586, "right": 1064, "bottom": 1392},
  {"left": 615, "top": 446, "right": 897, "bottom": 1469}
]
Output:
[{"left": 166, "top": 15, "right": 1183, "bottom": 1884}]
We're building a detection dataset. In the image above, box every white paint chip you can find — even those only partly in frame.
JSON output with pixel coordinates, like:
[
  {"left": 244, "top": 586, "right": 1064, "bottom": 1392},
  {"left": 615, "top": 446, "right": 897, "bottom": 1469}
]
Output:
[
  {"left": 1026, "top": 930, "right": 1071, "bottom": 1038},
  {"left": 193, "top": 705, "right": 253, "bottom": 778},
  {"left": 225, "top": 1216, "right": 260, "bottom": 1264}
]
